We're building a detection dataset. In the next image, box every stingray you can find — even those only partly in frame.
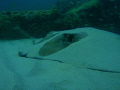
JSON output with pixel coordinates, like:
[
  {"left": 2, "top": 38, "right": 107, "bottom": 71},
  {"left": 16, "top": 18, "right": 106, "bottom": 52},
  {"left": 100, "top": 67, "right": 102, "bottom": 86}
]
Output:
[{"left": 18, "top": 28, "right": 120, "bottom": 73}]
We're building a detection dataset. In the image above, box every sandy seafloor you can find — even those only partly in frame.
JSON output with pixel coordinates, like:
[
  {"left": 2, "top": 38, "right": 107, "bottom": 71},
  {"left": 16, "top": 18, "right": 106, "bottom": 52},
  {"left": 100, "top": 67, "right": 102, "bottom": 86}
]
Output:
[{"left": 0, "top": 27, "right": 120, "bottom": 90}]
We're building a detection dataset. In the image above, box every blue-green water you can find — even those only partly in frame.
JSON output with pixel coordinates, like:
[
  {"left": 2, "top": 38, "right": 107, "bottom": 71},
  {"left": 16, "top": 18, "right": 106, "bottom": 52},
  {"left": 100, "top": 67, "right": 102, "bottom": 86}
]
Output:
[
  {"left": 0, "top": 0, "right": 89, "bottom": 11},
  {"left": 0, "top": 0, "right": 65, "bottom": 11}
]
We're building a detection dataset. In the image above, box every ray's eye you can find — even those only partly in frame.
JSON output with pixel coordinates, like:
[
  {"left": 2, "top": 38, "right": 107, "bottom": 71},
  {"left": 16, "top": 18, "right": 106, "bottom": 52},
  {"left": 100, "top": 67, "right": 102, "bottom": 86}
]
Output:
[{"left": 63, "top": 34, "right": 75, "bottom": 43}]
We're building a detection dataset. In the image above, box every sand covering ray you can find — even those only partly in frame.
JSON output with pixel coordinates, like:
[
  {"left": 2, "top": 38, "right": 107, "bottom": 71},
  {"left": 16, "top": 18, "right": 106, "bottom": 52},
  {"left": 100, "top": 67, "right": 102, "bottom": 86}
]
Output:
[{"left": 19, "top": 27, "right": 120, "bottom": 73}]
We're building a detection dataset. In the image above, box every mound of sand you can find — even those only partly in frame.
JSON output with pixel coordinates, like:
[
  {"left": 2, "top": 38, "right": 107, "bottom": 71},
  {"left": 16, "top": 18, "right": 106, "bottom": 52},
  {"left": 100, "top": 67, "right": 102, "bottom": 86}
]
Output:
[{"left": 0, "top": 27, "right": 120, "bottom": 90}]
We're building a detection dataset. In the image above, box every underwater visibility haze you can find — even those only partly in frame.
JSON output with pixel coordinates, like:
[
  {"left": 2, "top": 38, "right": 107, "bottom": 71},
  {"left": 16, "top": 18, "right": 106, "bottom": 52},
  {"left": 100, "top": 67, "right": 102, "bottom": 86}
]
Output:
[
  {"left": 0, "top": 0, "right": 120, "bottom": 90},
  {"left": 0, "top": 0, "right": 67, "bottom": 11}
]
